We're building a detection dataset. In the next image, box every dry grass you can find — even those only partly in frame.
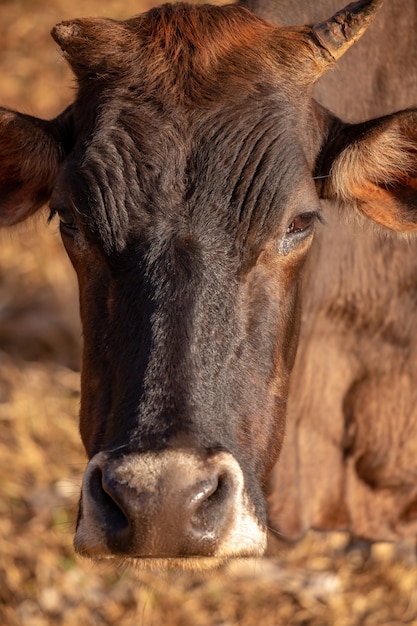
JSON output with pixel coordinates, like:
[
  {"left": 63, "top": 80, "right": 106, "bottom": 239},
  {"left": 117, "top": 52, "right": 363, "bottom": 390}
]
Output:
[{"left": 1, "top": 1, "right": 417, "bottom": 625}]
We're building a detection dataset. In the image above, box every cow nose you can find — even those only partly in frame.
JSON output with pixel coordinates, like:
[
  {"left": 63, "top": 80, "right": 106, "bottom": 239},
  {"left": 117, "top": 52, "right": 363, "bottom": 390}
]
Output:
[
  {"left": 74, "top": 449, "right": 266, "bottom": 560},
  {"left": 84, "top": 459, "right": 223, "bottom": 556}
]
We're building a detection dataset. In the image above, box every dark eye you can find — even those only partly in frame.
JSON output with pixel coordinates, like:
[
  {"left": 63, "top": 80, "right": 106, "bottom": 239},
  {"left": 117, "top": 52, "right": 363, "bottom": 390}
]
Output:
[
  {"left": 49, "top": 208, "right": 78, "bottom": 234},
  {"left": 59, "top": 214, "right": 78, "bottom": 233},
  {"left": 286, "top": 211, "right": 319, "bottom": 235}
]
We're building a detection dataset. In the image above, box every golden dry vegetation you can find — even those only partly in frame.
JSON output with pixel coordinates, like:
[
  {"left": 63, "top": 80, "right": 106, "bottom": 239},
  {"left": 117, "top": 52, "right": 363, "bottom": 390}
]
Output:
[{"left": 1, "top": 1, "right": 417, "bottom": 625}]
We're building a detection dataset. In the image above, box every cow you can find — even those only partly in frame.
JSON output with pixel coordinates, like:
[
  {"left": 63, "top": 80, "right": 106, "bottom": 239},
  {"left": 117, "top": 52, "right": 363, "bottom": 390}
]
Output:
[{"left": 0, "top": 0, "right": 417, "bottom": 568}]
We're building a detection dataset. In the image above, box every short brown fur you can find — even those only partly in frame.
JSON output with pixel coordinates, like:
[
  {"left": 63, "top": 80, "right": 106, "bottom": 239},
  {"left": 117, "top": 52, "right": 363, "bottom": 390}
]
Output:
[{"left": 53, "top": 4, "right": 322, "bottom": 107}]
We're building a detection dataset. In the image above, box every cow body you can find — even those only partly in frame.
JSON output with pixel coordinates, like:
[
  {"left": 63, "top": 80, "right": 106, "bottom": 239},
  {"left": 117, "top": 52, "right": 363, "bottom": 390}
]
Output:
[
  {"left": 1, "top": 0, "right": 417, "bottom": 566},
  {"left": 238, "top": 0, "right": 417, "bottom": 542}
]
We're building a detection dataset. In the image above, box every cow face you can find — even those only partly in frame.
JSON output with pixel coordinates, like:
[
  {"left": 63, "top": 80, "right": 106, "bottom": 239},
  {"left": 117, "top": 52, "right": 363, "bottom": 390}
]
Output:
[
  {"left": 1, "top": 0, "right": 417, "bottom": 566},
  {"left": 50, "top": 5, "right": 324, "bottom": 563}
]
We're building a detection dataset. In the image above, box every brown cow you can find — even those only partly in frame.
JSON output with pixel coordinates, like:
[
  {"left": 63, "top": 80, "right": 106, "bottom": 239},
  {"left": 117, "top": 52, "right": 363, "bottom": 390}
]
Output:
[{"left": 0, "top": 1, "right": 416, "bottom": 567}]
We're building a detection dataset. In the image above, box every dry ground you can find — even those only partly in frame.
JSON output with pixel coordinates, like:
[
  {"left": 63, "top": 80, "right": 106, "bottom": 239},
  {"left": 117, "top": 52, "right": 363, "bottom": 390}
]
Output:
[{"left": 1, "top": 1, "right": 417, "bottom": 625}]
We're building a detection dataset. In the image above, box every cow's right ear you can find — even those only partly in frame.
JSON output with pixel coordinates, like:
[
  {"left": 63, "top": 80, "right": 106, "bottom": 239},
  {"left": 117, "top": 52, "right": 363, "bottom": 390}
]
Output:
[{"left": 0, "top": 105, "right": 74, "bottom": 226}]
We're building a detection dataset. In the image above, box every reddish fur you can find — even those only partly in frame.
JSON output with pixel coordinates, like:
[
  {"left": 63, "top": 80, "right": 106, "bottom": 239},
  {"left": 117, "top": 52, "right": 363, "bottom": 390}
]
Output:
[{"left": 52, "top": 4, "right": 320, "bottom": 106}]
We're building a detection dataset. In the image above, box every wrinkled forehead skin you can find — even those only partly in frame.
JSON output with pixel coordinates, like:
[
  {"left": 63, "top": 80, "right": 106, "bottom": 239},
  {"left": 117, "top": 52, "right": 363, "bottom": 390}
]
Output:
[
  {"left": 50, "top": 3, "right": 329, "bottom": 563},
  {"left": 53, "top": 3, "right": 323, "bottom": 289}
]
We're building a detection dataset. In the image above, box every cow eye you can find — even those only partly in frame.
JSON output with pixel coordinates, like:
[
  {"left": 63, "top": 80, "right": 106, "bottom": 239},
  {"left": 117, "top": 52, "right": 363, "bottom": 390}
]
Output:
[
  {"left": 60, "top": 215, "right": 78, "bottom": 233},
  {"left": 48, "top": 209, "right": 78, "bottom": 231},
  {"left": 50, "top": 208, "right": 78, "bottom": 234},
  {"left": 286, "top": 211, "right": 319, "bottom": 235}
]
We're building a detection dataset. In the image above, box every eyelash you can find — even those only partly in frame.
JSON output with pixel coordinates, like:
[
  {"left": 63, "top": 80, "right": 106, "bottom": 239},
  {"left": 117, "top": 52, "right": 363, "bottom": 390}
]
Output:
[{"left": 47, "top": 208, "right": 57, "bottom": 224}]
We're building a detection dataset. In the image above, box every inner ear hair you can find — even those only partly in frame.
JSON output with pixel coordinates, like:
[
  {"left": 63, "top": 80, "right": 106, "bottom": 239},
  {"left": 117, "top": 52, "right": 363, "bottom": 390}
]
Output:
[
  {"left": 316, "top": 110, "right": 417, "bottom": 232},
  {"left": 331, "top": 121, "right": 417, "bottom": 204}
]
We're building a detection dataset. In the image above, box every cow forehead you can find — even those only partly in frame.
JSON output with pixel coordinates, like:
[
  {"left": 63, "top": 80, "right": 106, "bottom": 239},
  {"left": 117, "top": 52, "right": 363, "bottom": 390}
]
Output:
[{"left": 63, "top": 96, "right": 314, "bottom": 260}]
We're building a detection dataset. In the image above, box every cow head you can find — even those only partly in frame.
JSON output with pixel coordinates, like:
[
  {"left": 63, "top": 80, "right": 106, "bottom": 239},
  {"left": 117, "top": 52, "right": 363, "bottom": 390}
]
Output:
[{"left": 1, "top": 0, "right": 417, "bottom": 567}]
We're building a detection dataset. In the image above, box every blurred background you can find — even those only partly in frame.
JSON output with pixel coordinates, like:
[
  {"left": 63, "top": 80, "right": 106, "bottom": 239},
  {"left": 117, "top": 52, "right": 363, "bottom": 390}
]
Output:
[{"left": 1, "top": 1, "right": 417, "bottom": 625}]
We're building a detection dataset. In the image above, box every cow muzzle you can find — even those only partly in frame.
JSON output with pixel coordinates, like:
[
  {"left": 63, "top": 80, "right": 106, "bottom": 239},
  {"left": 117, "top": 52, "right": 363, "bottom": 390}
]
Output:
[{"left": 74, "top": 449, "right": 267, "bottom": 565}]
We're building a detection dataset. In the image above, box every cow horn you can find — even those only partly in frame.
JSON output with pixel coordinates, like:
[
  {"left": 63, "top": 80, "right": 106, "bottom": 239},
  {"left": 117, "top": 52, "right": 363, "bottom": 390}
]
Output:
[
  {"left": 310, "top": 0, "right": 383, "bottom": 65},
  {"left": 51, "top": 18, "right": 133, "bottom": 77}
]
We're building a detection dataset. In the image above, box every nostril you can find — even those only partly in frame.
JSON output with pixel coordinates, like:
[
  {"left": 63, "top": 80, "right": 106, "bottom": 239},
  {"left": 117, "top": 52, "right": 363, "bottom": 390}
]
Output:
[
  {"left": 190, "top": 473, "right": 230, "bottom": 535},
  {"left": 89, "top": 467, "right": 130, "bottom": 536},
  {"left": 204, "top": 473, "right": 228, "bottom": 506},
  {"left": 209, "top": 474, "right": 228, "bottom": 501}
]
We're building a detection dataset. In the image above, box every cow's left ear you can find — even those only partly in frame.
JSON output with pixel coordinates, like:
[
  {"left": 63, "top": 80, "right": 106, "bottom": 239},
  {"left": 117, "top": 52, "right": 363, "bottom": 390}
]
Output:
[
  {"left": 316, "top": 110, "right": 417, "bottom": 232},
  {"left": 0, "top": 105, "right": 74, "bottom": 226}
]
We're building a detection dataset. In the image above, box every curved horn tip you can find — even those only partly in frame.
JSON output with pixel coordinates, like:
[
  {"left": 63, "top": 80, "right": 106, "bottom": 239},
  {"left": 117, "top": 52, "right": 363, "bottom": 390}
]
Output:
[
  {"left": 311, "top": 0, "right": 384, "bottom": 64},
  {"left": 51, "top": 21, "right": 80, "bottom": 49}
]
